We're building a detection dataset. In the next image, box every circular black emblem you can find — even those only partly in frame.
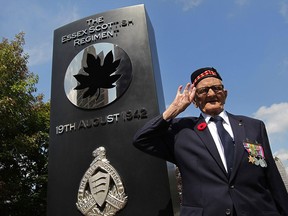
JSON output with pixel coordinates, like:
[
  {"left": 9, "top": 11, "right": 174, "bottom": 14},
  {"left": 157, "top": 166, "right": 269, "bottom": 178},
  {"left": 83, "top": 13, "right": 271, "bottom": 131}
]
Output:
[{"left": 64, "top": 43, "right": 132, "bottom": 109}]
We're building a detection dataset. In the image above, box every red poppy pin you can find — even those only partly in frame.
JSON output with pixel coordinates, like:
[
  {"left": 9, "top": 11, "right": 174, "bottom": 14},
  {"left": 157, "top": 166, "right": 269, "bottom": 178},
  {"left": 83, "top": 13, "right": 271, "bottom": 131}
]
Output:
[{"left": 197, "top": 122, "right": 207, "bottom": 131}]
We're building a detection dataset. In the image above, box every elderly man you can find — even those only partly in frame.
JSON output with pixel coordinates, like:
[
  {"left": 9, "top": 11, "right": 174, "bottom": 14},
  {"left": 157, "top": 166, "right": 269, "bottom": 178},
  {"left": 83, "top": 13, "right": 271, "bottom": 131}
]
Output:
[{"left": 133, "top": 67, "right": 288, "bottom": 216}]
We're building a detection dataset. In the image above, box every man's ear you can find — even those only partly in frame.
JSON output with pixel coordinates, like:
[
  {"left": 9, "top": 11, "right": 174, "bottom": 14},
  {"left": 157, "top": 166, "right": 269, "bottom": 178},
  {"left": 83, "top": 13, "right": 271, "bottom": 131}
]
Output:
[
  {"left": 222, "top": 89, "right": 228, "bottom": 105},
  {"left": 224, "top": 90, "right": 228, "bottom": 99}
]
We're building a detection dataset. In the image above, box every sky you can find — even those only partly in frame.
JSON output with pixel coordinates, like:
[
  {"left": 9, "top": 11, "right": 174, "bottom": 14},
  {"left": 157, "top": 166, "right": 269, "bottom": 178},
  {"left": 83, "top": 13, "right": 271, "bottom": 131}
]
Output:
[{"left": 1, "top": 0, "right": 288, "bottom": 171}]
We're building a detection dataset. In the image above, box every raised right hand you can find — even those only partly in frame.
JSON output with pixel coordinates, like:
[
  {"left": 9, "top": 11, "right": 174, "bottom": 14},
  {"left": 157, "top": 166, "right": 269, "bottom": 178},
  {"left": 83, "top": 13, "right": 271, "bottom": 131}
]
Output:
[{"left": 163, "top": 83, "right": 196, "bottom": 120}]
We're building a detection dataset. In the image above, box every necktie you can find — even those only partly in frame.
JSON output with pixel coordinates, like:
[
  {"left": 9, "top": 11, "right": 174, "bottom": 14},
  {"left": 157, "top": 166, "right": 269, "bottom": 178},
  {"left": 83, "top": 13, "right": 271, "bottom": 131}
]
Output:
[{"left": 211, "top": 116, "right": 234, "bottom": 174}]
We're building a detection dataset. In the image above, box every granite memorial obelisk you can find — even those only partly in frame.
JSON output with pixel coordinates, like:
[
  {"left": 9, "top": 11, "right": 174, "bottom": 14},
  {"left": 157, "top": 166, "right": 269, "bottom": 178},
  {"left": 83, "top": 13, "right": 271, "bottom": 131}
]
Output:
[{"left": 48, "top": 4, "right": 179, "bottom": 216}]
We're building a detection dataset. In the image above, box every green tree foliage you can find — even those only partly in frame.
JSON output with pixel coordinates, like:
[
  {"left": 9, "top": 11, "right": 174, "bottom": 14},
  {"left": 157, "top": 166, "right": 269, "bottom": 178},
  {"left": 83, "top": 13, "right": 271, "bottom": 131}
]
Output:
[{"left": 0, "top": 33, "right": 49, "bottom": 215}]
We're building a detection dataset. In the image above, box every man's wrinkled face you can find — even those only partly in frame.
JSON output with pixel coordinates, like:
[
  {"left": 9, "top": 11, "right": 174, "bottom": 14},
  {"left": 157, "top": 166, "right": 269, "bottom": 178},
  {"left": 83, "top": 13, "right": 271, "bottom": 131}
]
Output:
[{"left": 194, "top": 77, "right": 227, "bottom": 116}]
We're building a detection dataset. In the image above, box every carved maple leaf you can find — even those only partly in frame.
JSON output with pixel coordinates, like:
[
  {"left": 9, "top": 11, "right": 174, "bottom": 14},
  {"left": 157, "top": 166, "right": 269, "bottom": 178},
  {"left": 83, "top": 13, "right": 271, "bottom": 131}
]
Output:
[{"left": 74, "top": 51, "right": 121, "bottom": 99}]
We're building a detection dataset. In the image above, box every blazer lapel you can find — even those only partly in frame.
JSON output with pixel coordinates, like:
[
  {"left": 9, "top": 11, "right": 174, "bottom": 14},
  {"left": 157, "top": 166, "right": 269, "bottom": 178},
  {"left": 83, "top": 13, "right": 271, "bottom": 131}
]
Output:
[
  {"left": 227, "top": 113, "right": 246, "bottom": 181},
  {"left": 194, "top": 118, "right": 227, "bottom": 177}
]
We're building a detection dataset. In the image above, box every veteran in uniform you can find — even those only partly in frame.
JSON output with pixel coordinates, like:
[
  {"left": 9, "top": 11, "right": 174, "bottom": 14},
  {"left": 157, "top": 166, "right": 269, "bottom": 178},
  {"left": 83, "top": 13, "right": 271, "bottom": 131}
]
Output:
[{"left": 133, "top": 67, "right": 288, "bottom": 216}]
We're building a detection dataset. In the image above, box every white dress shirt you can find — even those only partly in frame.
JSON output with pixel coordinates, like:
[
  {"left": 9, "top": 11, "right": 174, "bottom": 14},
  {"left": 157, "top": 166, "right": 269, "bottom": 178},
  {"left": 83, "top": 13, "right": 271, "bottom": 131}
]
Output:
[{"left": 202, "top": 111, "right": 234, "bottom": 172}]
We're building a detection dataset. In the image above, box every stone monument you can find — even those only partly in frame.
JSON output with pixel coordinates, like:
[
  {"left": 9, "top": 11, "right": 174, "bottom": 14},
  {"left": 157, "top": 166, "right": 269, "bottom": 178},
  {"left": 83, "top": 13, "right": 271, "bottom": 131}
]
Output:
[{"left": 47, "top": 4, "right": 179, "bottom": 216}]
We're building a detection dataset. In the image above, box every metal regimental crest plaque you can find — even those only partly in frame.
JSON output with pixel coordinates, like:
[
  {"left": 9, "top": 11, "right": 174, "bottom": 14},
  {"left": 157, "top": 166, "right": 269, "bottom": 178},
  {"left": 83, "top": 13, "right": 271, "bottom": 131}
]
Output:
[{"left": 76, "top": 147, "right": 127, "bottom": 215}]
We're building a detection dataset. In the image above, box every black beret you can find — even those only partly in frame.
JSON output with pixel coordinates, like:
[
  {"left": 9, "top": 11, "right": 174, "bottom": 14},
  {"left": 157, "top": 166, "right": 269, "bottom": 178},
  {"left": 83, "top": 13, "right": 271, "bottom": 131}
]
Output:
[{"left": 190, "top": 67, "right": 222, "bottom": 86}]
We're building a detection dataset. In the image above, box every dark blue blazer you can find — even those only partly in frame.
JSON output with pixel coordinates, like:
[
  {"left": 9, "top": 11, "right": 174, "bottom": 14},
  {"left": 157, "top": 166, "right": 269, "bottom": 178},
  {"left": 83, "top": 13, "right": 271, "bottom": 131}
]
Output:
[{"left": 133, "top": 113, "right": 288, "bottom": 216}]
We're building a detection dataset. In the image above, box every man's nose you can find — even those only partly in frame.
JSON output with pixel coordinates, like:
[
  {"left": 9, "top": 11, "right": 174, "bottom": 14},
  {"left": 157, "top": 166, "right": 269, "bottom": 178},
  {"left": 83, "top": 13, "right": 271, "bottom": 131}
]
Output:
[{"left": 207, "top": 87, "right": 216, "bottom": 96}]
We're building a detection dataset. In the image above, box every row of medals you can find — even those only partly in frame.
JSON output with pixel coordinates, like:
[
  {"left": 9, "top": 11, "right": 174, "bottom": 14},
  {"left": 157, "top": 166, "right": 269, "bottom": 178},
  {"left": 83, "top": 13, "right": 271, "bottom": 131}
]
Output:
[{"left": 248, "top": 154, "right": 267, "bottom": 167}]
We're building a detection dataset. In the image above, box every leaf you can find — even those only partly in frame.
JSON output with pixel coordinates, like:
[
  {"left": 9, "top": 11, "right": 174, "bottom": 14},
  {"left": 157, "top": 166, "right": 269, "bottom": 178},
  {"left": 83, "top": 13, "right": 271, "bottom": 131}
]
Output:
[{"left": 74, "top": 51, "right": 122, "bottom": 99}]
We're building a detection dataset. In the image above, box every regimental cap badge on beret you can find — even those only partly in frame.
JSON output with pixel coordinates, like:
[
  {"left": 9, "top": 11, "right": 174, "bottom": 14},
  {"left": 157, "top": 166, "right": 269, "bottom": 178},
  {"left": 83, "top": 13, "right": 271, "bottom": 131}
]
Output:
[{"left": 191, "top": 67, "right": 222, "bottom": 86}]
